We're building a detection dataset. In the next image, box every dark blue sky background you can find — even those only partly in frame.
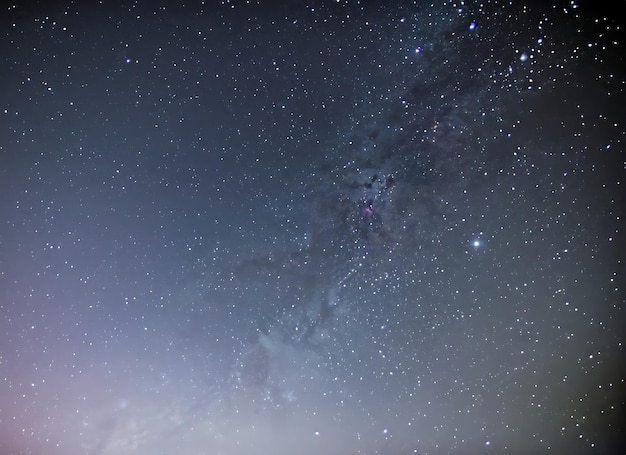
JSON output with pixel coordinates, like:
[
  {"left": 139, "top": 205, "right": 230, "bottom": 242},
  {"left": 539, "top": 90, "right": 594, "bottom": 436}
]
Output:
[{"left": 1, "top": 1, "right": 624, "bottom": 454}]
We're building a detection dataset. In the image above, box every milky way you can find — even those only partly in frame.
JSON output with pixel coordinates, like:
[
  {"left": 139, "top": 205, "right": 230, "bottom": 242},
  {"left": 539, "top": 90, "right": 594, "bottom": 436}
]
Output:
[{"left": 1, "top": 1, "right": 624, "bottom": 454}]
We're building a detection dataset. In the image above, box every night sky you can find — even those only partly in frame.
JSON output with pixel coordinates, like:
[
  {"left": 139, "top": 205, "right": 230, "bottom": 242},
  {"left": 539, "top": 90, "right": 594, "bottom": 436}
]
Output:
[{"left": 1, "top": 1, "right": 624, "bottom": 454}]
